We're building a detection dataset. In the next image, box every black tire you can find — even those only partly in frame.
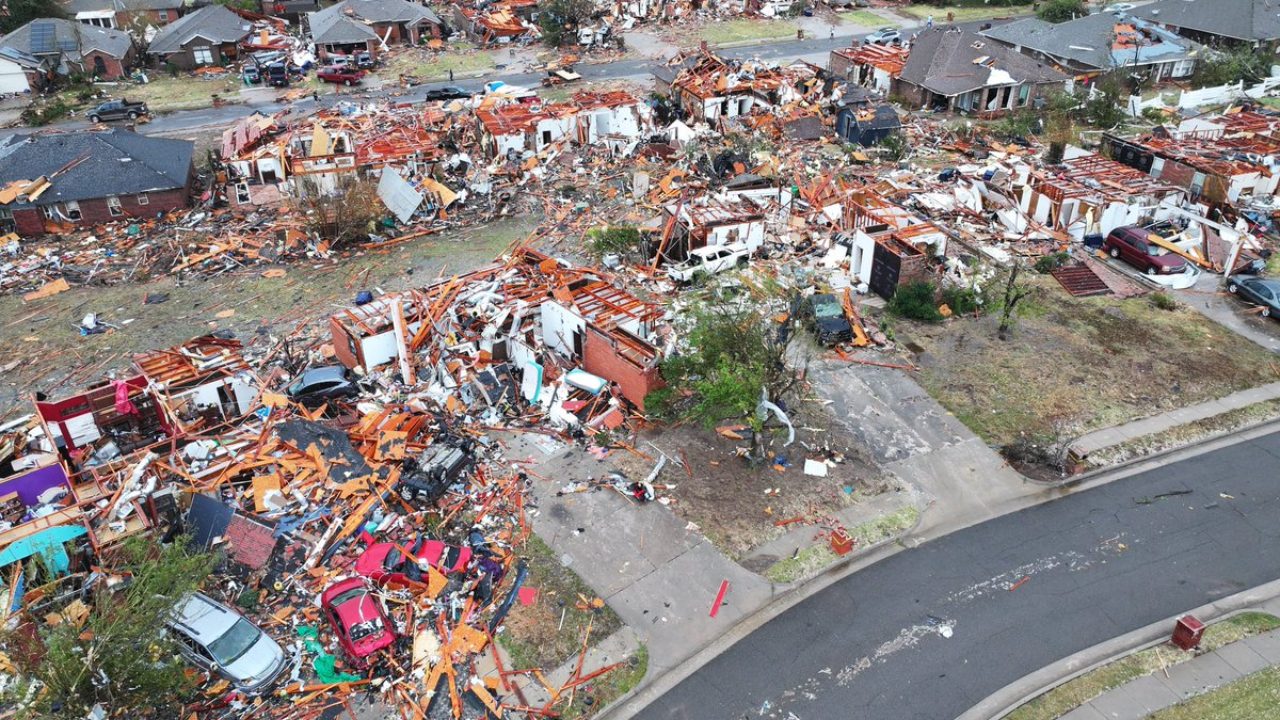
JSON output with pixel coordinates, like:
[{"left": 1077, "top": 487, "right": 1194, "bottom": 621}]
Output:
[
  {"left": 1228, "top": 282, "right": 1239, "bottom": 294},
  {"left": 344, "top": 79, "right": 353, "bottom": 86},
  {"left": 128, "top": 111, "right": 138, "bottom": 119},
  {"left": 88, "top": 115, "right": 100, "bottom": 123},
  {"left": 1109, "top": 247, "right": 1121, "bottom": 259},
  {"left": 1145, "top": 265, "right": 1158, "bottom": 276},
  {"left": 736, "top": 256, "right": 748, "bottom": 267},
  {"left": 399, "top": 485, "right": 415, "bottom": 502},
  {"left": 1263, "top": 307, "right": 1272, "bottom": 318}
]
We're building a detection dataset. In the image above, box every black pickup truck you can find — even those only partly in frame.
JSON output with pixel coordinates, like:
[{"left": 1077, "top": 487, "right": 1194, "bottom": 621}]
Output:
[{"left": 86, "top": 99, "right": 149, "bottom": 123}]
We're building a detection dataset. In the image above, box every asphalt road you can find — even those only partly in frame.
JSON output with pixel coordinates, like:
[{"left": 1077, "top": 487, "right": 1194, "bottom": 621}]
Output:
[
  {"left": 634, "top": 428, "right": 1280, "bottom": 720},
  {"left": 1, "top": 17, "right": 1019, "bottom": 140}
]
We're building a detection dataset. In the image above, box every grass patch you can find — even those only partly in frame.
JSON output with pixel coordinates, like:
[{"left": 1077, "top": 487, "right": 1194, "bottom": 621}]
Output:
[
  {"left": 1087, "top": 398, "right": 1280, "bottom": 468},
  {"left": 381, "top": 46, "right": 495, "bottom": 81},
  {"left": 498, "top": 533, "right": 622, "bottom": 671},
  {"left": 126, "top": 74, "right": 242, "bottom": 111},
  {"left": 839, "top": 10, "right": 894, "bottom": 27},
  {"left": 908, "top": 276, "right": 1280, "bottom": 448},
  {"left": 1147, "top": 665, "right": 1280, "bottom": 720},
  {"left": 897, "top": 3, "right": 1032, "bottom": 22},
  {"left": 1008, "top": 613, "right": 1280, "bottom": 720},
  {"left": 765, "top": 506, "right": 918, "bottom": 583},
  {"left": 696, "top": 19, "right": 794, "bottom": 45},
  {"left": 558, "top": 644, "right": 648, "bottom": 720}
]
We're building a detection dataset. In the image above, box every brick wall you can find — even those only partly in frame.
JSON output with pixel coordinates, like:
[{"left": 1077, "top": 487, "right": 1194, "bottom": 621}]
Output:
[
  {"left": 890, "top": 79, "right": 926, "bottom": 108},
  {"left": 583, "top": 326, "right": 664, "bottom": 411},
  {"left": 13, "top": 183, "right": 191, "bottom": 237},
  {"left": 81, "top": 49, "right": 131, "bottom": 80},
  {"left": 828, "top": 51, "right": 856, "bottom": 80}
]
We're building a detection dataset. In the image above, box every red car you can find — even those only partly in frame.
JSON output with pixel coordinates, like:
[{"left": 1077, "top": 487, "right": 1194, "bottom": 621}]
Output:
[
  {"left": 355, "top": 537, "right": 472, "bottom": 586},
  {"left": 316, "top": 67, "right": 365, "bottom": 85},
  {"left": 1102, "top": 225, "right": 1188, "bottom": 276},
  {"left": 320, "top": 578, "right": 396, "bottom": 668}
]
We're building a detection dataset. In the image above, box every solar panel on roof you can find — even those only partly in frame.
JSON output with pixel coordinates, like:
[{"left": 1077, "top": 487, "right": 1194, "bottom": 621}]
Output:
[{"left": 29, "top": 22, "right": 56, "bottom": 54}]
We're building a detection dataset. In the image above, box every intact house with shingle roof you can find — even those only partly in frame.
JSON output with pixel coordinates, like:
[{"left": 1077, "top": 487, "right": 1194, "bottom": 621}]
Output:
[
  {"left": 0, "top": 129, "right": 195, "bottom": 237},
  {"left": 1132, "top": 0, "right": 1280, "bottom": 51},
  {"left": 982, "top": 11, "right": 1202, "bottom": 81},
  {"left": 307, "top": 0, "right": 443, "bottom": 61},
  {"left": 146, "top": 4, "right": 254, "bottom": 69},
  {"left": 892, "top": 27, "right": 1067, "bottom": 115},
  {"left": 65, "top": 0, "right": 188, "bottom": 34},
  {"left": 0, "top": 17, "right": 136, "bottom": 79}
]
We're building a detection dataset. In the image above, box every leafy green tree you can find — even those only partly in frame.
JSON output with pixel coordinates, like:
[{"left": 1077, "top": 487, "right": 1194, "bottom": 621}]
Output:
[
  {"left": 648, "top": 281, "right": 806, "bottom": 460},
  {"left": 1036, "top": 0, "right": 1086, "bottom": 23},
  {"left": 538, "top": 0, "right": 594, "bottom": 48},
  {"left": 1191, "top": 46, "right": 1272, "bottom": 88},
  {"left": 587, "top": 225, "right": 642, "bottom": 259},
  {"left": 2, "top": 536, "right": 217, "bottom": 719},
  {"left": 0, "top": 0, "right": 66, "bottom": 34}
]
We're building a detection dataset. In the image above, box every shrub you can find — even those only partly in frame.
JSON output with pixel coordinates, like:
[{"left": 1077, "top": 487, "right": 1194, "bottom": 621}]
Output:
[
  {"left": 888, "top": 281, "right": 944, "bottom": 323},
  {"left": 941, "top": 286, "right": 979, "bottom": 315},
  {"left": 1150, "top": 291, "right": 1179, "bottom": 311},
  {"left": 587, "top": 225, "right": 641, "bottom": 258},
  {"left": 1037, "top": 0, "right": 1086, "bottom": 23},
  {"left": 1034, "top": 252, "right": 1071, "bottom": 274}
]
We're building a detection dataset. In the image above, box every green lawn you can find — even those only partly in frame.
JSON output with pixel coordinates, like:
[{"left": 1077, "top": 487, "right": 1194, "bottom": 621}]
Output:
[
  {"left": 765, "top": 506, "right": 918, "bottom": 583},
  {"left": 1008, "top": 613, "right": 1280, "bottom": 720},
  {"left": 897, "top": 3, "right": 1032, "bottom": 23},
  {"left": 698, "top": 19, "right": 795, "bottom": 45},
  {"left": 1147, "top": 665, "right": 1280, "bottom": 720},
  {"left": 839, "top": 10, "right": 896, "bottom": 28},
  {"left": 380, "top": 45, "right": 495, "bottom": 82}
]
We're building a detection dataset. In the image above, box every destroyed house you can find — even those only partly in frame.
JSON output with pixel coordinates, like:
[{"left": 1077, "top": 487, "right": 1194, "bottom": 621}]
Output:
[
  {"left": 895, "top": 28, "right": 1066, "bottom": 115},
  {"left": 656, "top": 197, "right": 767, "bottom": 261},
  {"left": 1131, "top": 0, "right": 1280, "bottom": 50},
  {"left": 146, "top": 4, "right": 254, "bottom": 69},
  {"left": 327, "top": 249, "right": 666, "bottom": 410},
  {"left": 827, "top": 43, "right": 907, "bottom": 95},
  {"left": 654, "top": 50, "right": 784, "bottom": 123},
  {"left": 831, "top": 190, "right": 945, "bottom": 300},
  {"left": 1102, "top": 131, "right": 1280, "bottom": 204},
  {"left": 133, "top": 336, "right": 260, "bottom": 435},
  {"left": 308, "top": 0, "right": 443, "bottom": 60},
  {"left": 0, "top": 130, "right": 195, "bottom": 238},
  {"left": 834, "top": 103, "right": 901, "bottom": 147},
  {"left": 982, "top": 13, "right": 1200, "bottom": 79},
  {"left": 1021, "top": 150, "right": 1186, "bottom": 240},
  {"left": 451, "top": 5, "right": 540, "bottom": 45},
  {"left": 0, "top": 17, "right": 136, "bottom": 79},
  {"left": 476, "top": 102, "right": 580, "bottom": 158}
]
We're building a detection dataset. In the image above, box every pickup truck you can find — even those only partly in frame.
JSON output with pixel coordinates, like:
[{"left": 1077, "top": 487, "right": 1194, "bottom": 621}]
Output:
[
  {"left": 87, "top": 100, "right": 148, "bottom": 123},
  {"left": 666, "top": 243, "right": 751, "bottom": 284},
  {"left": 316, "top": 67, "right": 365, "bottom": 85}
]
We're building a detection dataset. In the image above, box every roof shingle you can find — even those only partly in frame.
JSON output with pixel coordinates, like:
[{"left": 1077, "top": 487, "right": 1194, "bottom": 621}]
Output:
[{"left": 0, "top": 130, "right": 193, "bottom": 207}]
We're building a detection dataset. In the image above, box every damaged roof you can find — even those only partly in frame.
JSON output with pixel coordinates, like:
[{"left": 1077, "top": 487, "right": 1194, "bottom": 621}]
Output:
[
  {"left": 308, "top": 0, "right": 442, "bottom": 42},
  {"left": 982, "top": 13, "right": 1201, "bottom": 72},
  {"left": 0, "top": 17, "right": 133, "bottom": 60},
  {"left": 1132, "top": 0, "right": 1280, "bottom": 43},
  {"left": 147, "top": 4, "right": 253, "bottom": 55},
  {"left": 900, "top": 27, "right": 1066, "bottom": 98},
  {"left": 0, "top": 130, "right": 194, "bottom": 208}
]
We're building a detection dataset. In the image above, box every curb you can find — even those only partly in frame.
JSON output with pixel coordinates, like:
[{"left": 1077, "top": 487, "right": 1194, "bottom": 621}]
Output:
[
  {"left": 956, "top": 577, "right": 1280, "bottom": 720},
  {"left": 595, "top": 496, "right": 926, "bottom": 720}
]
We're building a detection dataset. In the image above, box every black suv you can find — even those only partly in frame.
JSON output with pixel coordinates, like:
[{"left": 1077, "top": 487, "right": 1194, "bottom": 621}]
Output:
[{"left": 397, "top": 436, "right": 475, "bottom": 503}]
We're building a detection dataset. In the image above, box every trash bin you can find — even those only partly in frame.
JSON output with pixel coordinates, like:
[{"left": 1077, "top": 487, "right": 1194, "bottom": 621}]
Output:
[{"left": 1172, "top": 615, "right": 1205, "bottom": 650}]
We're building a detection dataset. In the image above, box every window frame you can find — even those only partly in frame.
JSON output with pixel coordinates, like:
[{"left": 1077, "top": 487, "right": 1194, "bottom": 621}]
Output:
[
  {"left": 136, "top": 192, "right": 149, "bottom": 206},
  {"left": 107, "top": 196, "right": 123, "bottom": 217},
  {"left": 192, "top": 46, "right": 214, "bottom": 65}
]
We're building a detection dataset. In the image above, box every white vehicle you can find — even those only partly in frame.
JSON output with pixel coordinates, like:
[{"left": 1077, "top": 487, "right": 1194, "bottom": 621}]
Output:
[
  {"left": 1102, "top": 3, "right": 1135, "bottom": 12},
  {"left": 667, "top": 243, "right": 751, "bottom": 283}
]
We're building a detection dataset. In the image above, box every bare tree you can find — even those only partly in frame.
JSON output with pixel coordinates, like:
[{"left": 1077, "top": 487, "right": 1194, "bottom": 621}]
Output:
[
  {"left": 992, "top": 261, "right": 1040, "bottom": 341},
  {"left": 290, "top": 174, "right": 382, "bottom": 247}
]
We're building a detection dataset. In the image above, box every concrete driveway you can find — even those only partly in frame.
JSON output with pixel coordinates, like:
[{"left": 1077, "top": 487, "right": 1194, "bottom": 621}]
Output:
[{"left": 1178, "top": 270, "right": 1280, "bottom": 354}]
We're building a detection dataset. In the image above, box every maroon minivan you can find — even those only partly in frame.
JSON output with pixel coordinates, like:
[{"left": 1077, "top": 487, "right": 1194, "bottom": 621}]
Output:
[{"left": 1102, "top": 226, "right": 1188, "bottom": 275}]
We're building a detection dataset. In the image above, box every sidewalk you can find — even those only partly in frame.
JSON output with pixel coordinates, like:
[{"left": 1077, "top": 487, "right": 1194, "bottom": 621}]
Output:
[
  {"left": 1057, "top": 628, "right": 1280, "bottom": 720},
  {"left": 1070, "top": 381, "right": 1280, "bottom": 456}
]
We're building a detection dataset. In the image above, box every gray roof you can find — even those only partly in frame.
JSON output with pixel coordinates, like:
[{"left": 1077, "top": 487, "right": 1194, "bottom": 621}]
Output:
[
  {"left": 0, "top": 129, "right": 193, "bottom": 207},
  {"left": 1132, "top": 0, "right": 1280, "bottom": 43},
  {"left": 66, "top": 0, "right": 185, "bottom": 13},
  {"left": 147, "top": 4, "right": 252, "bottom": 56},
  {"left": 0, "top": 46, "right": 46, "bottom": 69},
  {"left": 982, "top": 13, "right": 1201, "bottom": 72},
  {"left": 308, "top": 0, "right": 441, "bottom": 44},
  {"left": 0, "top": 18, "right": 132, "bottom": 61},
  {"left": 899, "top": 28, "right": 1066, "bottom": 97}
]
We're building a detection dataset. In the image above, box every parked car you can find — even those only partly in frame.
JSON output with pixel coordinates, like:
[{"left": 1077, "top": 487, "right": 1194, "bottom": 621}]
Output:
[
  {"left": 86, "top": 100, "right": 148, "bottom": 123},
  {"left": 355, "top": 535, "right": 473, "bottom": 586},
  {"left": 425, "top": 85, "right": 471, "bottom": 101},
  {"left": 863, "top": 28, "right": 902, "bottom": 46},
  {"left": 354, "top": 52, "right": 376, "bottom": 69},
  {"left": 285, "top": 365, "right": 358, "bottom": 408},
  {"left": 326, "top": 54, "right": 351, "bottom": 67},
  {"left": 1102, "top": 225, "right": 1189, "bottom": 276},
  {"left": 1227, "top": 276, "right": 1280, "bottom": 318},
  {"left": 317, "top": 67, "right": 365, "bottom": 85},
  {"left": 320, "top": 578, "right": 397, "bottom": 668},
  {"left": 266, "top": 62, "right": 290, "bottom": 87},
  {"left": 666, "top": 243, "right": 751, "bottom": 284},
  {"left": 167, "top": 593, "right": 286, "bottom": 694},
  {"left": 1102, "top": 3, "right": 1136, "bottom": 12},
  {"left": 802, "top": 293, "right": 853, "bottom": 345},
  {"left": 396, "top": 436, "right": 475, "bottom": 503},
  {"left": 242, "top": 65, "right": 261, "bottom": 85}
]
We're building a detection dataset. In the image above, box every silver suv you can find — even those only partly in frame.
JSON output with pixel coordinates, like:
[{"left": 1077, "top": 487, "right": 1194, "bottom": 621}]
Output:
[{"left": 167, "top": 593, "right": 286, "bottom": 694}]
